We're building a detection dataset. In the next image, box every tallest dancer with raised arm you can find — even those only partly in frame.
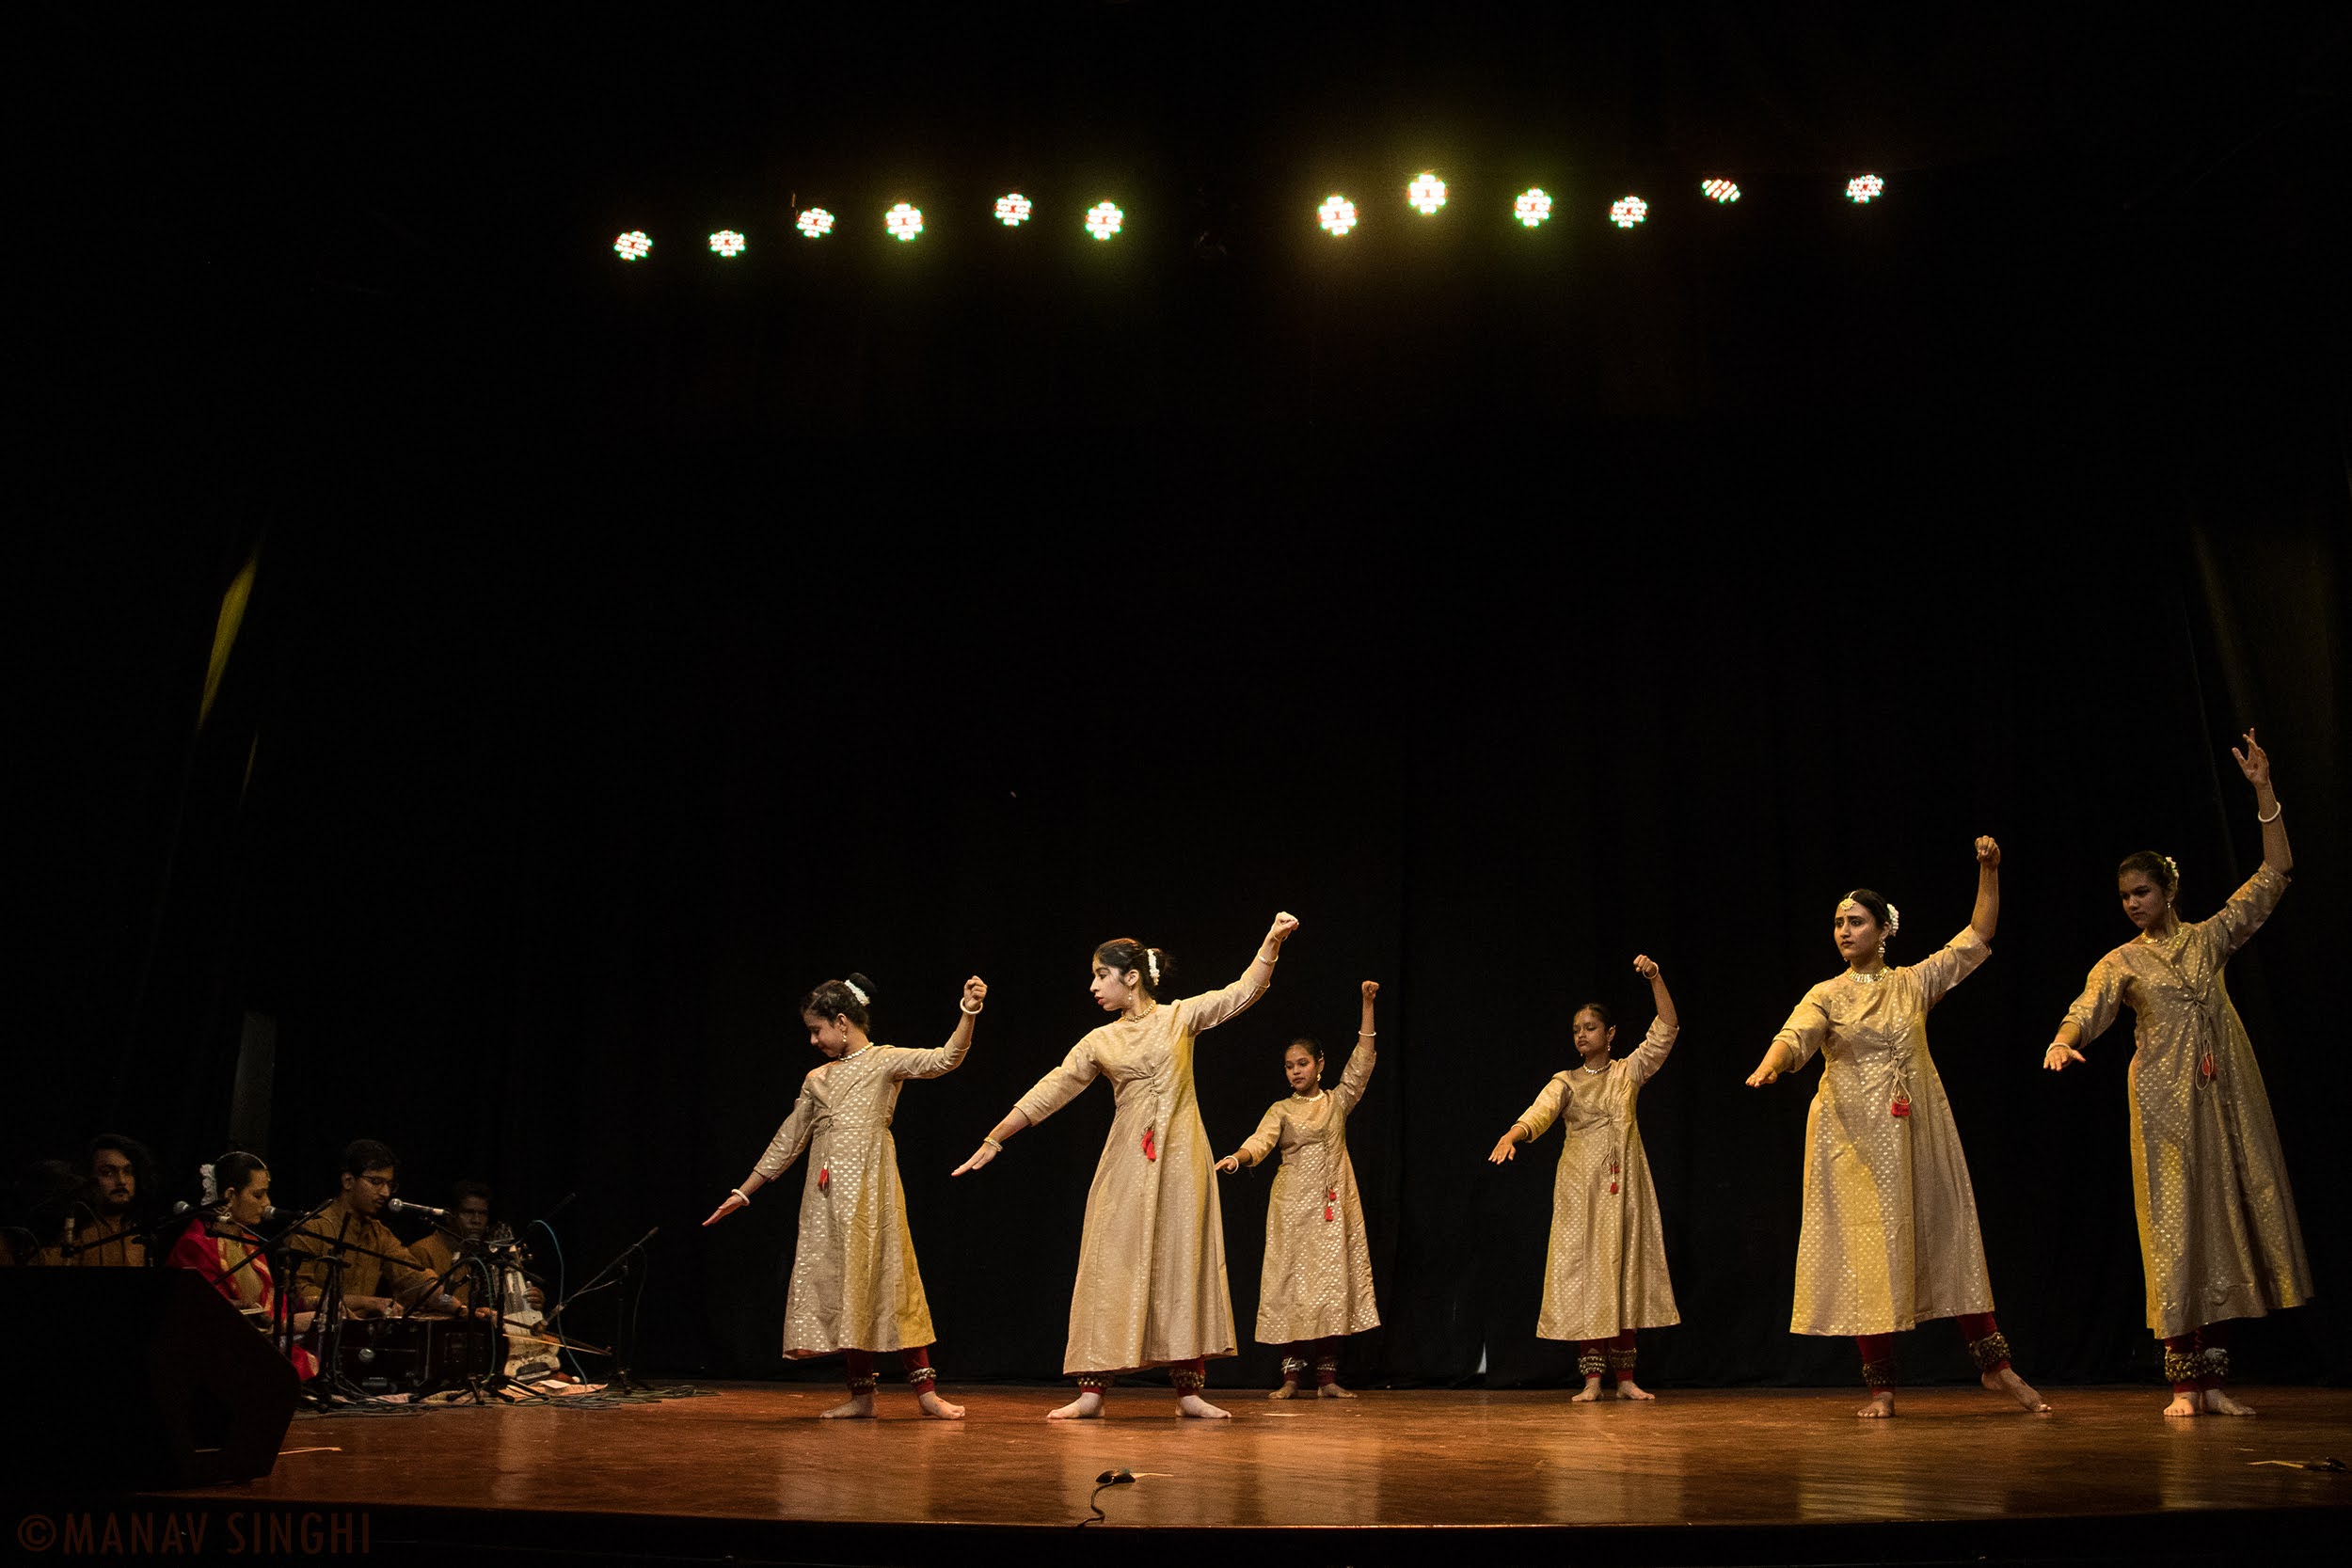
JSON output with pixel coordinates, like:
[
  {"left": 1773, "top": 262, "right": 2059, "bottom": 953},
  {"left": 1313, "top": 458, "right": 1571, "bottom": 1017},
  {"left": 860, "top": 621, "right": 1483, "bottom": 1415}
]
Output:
[
  {"left": 2044, "top": 728, "right": 2312, "bottom": 1418},
  {"left": 955, "top": 911, "right": 1301, "bottom": 1419},
  {"left": 1746, "top": 838, "right": 2049, "bottom": 1418}
]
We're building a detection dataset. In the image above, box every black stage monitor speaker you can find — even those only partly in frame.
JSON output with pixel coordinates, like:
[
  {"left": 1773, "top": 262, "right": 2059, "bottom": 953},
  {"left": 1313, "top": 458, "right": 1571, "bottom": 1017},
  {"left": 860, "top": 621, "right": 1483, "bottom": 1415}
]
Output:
[{"left": 0, "top": 1269, "right": 299, "bottom": 1488}]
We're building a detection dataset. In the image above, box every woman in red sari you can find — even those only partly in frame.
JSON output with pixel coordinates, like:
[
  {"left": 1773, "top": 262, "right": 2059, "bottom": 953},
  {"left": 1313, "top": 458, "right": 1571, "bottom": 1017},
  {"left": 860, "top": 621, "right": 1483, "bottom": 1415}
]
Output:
[{"left": 166, "top": 1151, "right": 318, "bottom": 1381}]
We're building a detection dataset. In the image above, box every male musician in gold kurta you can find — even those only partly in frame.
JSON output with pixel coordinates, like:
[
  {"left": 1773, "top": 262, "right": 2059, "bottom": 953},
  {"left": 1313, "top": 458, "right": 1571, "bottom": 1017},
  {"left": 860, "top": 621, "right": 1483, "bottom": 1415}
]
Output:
[
  {"left": 71, "top": 1135, "right": 156, "bottom": 1268},
  {"left": 286, "top": 1140, "right": 446, "bottom": 1315}
]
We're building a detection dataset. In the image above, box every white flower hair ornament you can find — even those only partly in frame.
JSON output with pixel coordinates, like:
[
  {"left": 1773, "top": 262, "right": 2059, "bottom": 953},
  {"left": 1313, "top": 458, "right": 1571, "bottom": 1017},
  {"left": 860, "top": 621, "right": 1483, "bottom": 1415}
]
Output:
[
  {"left": 843, "top": 979, "right": 868, "bottom": 1007},
  {"left": 1146, "top": 951, "right": 1160, "bottom": 986},
  {"left": 2164, "top": 855, "right": 2180, "bottom": 888},
  {"left": 1884, "top": 903, "right": 1901, "bottom": 940},
  {"left": 199, "top": 1164, "right": 217, "bottom": 1205}
]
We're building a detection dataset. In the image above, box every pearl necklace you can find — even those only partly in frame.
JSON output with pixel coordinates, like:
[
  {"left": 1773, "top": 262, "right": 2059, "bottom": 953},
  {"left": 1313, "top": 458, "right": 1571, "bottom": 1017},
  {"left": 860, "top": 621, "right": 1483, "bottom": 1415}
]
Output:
[
  {"left": 1581, "top": 1059, "right": 1610, "bottom": 1074},
  {"left": 1849, "top": 967, "right": 1890, "bottom": 985}
]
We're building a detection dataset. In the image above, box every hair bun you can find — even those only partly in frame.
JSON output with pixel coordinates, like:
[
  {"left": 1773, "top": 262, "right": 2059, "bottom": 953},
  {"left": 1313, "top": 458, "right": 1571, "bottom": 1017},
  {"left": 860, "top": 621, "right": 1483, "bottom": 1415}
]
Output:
[{"left": 844, "top": 972, "right": 876, "bottom": 1003}]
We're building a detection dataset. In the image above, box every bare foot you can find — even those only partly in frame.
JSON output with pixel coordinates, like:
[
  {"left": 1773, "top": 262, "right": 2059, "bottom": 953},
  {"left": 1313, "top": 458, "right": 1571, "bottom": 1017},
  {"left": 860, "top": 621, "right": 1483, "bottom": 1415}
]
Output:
[
  {"left": 819, "top": 1392, "right": 876, "bottom": 1419},
  {"left": 1267, "top": 1380, "right": 1303, "bottom": 1401},
  {"left": 916, "top": 1388, "right": 964, "bottom": 1419},
  {"left": 1982, "top": 1366, "right": 2052, "bottom": 1413},
  {"left": 1856, "top": 1390, "right": 1896, "bottom": 1418},
  {"left": 1316, "top": 1382, "right": 1356, "bottom": 1399},
  {"left": 2163, "top": 1391, "right": 2201, "bottom": 1418},
  {"left": 1570, "top": 1376, "right": 1604, "bottom": 1403},
  {"left": 1614, "top": 1377, "right": 1657, "bottom": 1402},
  {"left": 1047, "top": 1390, "right": 1104, "bottom": 1420},
  {"left": 1177, "top": 1392, "right": 1232, "bottom": 1418},
  {"left": 2202, "top": 1387, "right": 2257, "bottom": 1417}
]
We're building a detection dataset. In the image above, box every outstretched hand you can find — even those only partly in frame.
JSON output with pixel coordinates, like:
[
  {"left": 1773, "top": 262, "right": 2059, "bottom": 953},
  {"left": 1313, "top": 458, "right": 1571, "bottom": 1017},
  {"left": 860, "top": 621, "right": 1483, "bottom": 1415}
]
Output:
[
  {"left": 2043, "top": 1043, "right": 2087, "bottom": 1072},
  {"left": 701, "top": 1192, "right": 747, "bottom": 1227},
  {"left": 1632, "top": 954, "right": 1661, "bottom": 980},
  {"left": 1487, "top": 1132, "right": 1519, "bottom": 1164},
  {"left": 1976, "top": 835, "right": 2001, "bottom": 867},
  {"left": 1215, "top": 1155, "right": 1242, "bottom": 1175},
  {"left": 950, "top": 1143, "right": 997, "bottom": 1178},
  {"left": 1745, "top": 1049, "right": 1785, "bottom": 1087},
  {"left": 2232, "top": 727, "right": 2270, "bottom": 788}
]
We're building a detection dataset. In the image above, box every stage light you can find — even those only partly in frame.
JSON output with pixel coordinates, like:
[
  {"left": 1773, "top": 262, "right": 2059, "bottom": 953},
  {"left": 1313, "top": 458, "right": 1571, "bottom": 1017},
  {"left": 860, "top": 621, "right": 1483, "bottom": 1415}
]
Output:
[
  {"left": 1701, "top": 179, "right": 1740, "bottom": 203},
  {"left": 1609, "top": 196, "right": 1648, "bottom": 230},
  {"left": 797, "top": 208, "right": 834, "bottom": 239},
  {"left": 708, "top": 230, "right": 746, "bottom": 258},
  {"left": 1846, "top": 174, "right": 1885, "bottom": 204},
  {"left": 1406, "top": 173, "right": 1447, "bottom": 214},
  {"left": 886, "top": 202, "right": 925, "bottom": 241},
  {"left": 994, "top": 193, "right": 1033, "bottom": 227},
  {"left": 1317, "top": 195, "right": 1359, "bottom": 236},
  {"left": 1084, "top": 201, "right": 1124, "bottom": 241},
  {"left": 1514, "top": 188, "right": 1553, "bottom": 228},
  {"left": 612, "top": 230, "right": 651, "bottom": 261}
]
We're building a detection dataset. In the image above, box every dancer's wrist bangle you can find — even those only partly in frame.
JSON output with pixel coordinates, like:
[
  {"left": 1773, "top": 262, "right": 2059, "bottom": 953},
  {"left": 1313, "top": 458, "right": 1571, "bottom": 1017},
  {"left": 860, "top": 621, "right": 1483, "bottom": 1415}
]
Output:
[
  {"left": 981, "top": 1136, "right": 1002, "bottom": 1151},
  {"left": 730, "top": 1188, "right": 750, "bottom": 1206},
  {"left": 2258, "top": 800, "right": 2281, "bottom": 823},
  {"left": 961, "top": 1000, "right": 983, "bottom": 1015}
]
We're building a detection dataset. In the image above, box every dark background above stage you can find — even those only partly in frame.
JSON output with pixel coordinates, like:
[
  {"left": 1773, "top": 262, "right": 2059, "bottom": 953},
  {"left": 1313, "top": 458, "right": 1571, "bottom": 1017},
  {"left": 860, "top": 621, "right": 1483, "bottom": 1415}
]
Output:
[{"left": 19, "top": 7, "right": 2349, "bottom": 1386}]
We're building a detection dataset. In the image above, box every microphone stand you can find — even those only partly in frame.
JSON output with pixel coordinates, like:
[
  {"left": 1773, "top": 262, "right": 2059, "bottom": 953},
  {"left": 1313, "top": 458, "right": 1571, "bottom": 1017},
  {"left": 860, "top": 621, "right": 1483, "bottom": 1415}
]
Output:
[{"left": 546, "top": 1226, "right": 658, "bottom": 1393}]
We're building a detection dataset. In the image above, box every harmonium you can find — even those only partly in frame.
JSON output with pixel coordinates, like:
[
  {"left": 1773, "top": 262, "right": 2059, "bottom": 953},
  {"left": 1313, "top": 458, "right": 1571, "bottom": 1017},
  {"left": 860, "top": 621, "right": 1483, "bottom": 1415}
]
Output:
[{"left": 331, "top": 1315, "right": 497, "bottom": 1396}]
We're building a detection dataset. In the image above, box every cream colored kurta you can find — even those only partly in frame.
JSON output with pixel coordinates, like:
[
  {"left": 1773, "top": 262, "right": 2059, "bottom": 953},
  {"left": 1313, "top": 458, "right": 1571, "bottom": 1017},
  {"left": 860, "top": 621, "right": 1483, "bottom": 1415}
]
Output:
[
  {"left": 1238, "top": 1038, "right": 1379, "bottom": 1343},
  {"left": 2061, "top": 863, "right": 2312, "bottom": 1337},
  {"left": 1514, "top": 1019, "right": 1680, "bottom": 1341},
  {"left": 1773, "top": 928, "right": 1995, "bottom": 1337},
  {"left": 753, "top": 1037, "right": 968, "bottom": 1356},
  {"left": 1014, "top": 975, "right": 1267, "bottom": 1372}
]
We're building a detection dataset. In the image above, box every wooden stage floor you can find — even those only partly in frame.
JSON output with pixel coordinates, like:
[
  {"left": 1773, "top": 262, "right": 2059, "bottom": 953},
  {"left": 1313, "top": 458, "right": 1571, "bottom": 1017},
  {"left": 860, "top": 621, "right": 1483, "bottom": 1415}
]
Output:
[{"left": 152, "top": 1383, "right": 2347, "bottom": 1564}]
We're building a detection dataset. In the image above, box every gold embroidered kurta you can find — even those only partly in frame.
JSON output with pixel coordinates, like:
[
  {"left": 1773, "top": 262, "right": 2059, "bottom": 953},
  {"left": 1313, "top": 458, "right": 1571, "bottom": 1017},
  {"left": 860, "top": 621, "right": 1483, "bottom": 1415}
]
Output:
[
  {"left": 1514, "top": 1019, "right": 1680, "bottom": 1341},
  {"left": 753, "top": 1037, "right": 969, "bottom": 1356},
  {"left": 2061, "top": 863, "right": 2312, "bottom": 1337},
  {"left": 285, "top": 1199, "right": 435, "bottom": 1308},
  {"left": 1773, "top": 928, "right": 1995, "bottom": 1337},
  {"left": 1237, "top": 1038, "right": 1379, "bottom": 1343},
  {"left": 1013, "top": 976, "right": 1267, "bottom": 1372}
]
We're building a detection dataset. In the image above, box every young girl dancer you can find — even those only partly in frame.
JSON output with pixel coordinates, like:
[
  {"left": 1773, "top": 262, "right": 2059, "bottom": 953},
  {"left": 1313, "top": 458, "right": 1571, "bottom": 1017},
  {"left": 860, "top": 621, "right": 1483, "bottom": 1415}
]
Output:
[
  {"left": 705, "top": 973, "right": 985, "bottom": 1419},
  {"left": 1216, "top": 979, "right": 1383, "bottom": 1399},
  {"left": 1746, "top": 838, "right": 2047, "bottom": 1418},
  {"left": 2043, "top": 728, "right": 2312, "bottom": 1417},
  {"left": 955, "top": 911, "right": 1301, "bottom": 1418},
  {"left": 1488, "top": 956, "right": 1679, "bottom": 1401}
]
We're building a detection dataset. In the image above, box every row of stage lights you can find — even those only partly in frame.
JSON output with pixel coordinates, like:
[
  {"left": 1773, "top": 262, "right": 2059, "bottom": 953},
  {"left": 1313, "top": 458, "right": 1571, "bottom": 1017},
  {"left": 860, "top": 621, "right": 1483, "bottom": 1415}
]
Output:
[{"left": 612, "top": 170, "right": 1891, "bottom": 260}]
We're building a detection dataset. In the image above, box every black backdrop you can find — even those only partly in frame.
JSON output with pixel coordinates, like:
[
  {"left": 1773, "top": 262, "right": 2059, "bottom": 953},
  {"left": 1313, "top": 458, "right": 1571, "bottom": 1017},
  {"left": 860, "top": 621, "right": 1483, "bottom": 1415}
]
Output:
[{"left": 20, "top": 8, "right": 2348, "bottom": 1390}]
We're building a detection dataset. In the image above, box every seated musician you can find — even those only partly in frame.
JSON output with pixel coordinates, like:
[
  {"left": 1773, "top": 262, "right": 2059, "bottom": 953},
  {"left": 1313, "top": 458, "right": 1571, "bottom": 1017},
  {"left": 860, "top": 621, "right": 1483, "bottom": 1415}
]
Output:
[
  {"left": 406, "top": 1179, "right": 492, "bottom": 1281},
  {"left": 72, "top": 1133, "right": 158, "bottom": 1267},
  {"left": 286, "top": 1139, "right": 461, "bottom": 1317},
  {"left": 164, "top": 1151, "right": 318, "bottom": 1380},
  {"left": 410, "top": 1179, "right": 546, "bottom": 1323}
]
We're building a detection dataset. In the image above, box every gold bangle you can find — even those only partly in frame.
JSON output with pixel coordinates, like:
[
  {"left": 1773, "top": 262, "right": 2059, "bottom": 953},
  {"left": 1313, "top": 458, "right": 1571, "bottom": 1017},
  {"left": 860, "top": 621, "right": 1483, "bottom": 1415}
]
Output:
[{"left": 981, "top": 1136, "right": 1003, "bottom": 1151}]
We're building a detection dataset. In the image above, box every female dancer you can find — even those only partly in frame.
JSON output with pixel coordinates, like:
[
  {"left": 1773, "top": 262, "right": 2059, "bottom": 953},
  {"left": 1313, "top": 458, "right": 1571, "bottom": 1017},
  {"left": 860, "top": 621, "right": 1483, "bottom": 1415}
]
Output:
[
  {"left": 704, "top": 973, "right": 985, "bottom": 1419},
  {"left": 1745, "top": 839, "right": 2049, "bottom": 1418},
  {"left": 955, "top": 911, "right": 1301, "bottom": 1418},
  {"left": 2043, "top": 728, "right": 2312, "bottom": 1417},
  {"left": 164, "top": 1152, "right": 317, "bottom": 1380},
  {"left": 1488, "top": 956, "right": 1680, "bottom": 1400},
  {"left": 1216, "top": 979, "right": 1383, "bottom": 1399}
]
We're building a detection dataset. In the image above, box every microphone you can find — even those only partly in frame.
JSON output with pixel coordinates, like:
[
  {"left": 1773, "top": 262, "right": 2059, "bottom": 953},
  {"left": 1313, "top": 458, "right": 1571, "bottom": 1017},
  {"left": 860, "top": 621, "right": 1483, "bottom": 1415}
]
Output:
[
  {"left": 259, "top": 1206, "right": 299, "bottom": 1224},
  {"left": 387, "top": 1197, "right": 449, "bottom": 1219}
]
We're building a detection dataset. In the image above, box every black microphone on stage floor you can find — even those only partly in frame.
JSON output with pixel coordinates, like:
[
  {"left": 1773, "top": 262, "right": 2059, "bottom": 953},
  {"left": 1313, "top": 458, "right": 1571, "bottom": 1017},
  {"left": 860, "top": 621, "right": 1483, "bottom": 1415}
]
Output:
[{"left": 386, "top": 1198, "right": 449, "bottom": 1219}]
